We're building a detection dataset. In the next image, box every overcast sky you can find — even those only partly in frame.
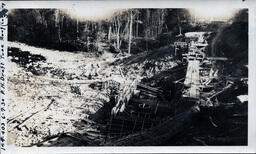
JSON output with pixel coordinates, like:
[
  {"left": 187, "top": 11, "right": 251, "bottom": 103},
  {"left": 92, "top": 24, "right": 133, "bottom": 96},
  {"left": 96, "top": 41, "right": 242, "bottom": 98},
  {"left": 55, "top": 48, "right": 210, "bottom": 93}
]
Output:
[{"left": 66, "top": 5, "right": 238, "bottom": 22}]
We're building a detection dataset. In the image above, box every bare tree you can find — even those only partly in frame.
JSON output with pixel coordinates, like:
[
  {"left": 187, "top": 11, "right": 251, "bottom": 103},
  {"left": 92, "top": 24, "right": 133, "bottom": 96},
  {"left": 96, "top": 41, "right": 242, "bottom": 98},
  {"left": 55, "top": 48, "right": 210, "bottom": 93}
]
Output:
[
  {"left": 108, "top": 25, "right": 112, "bottom": 41},
  {"left": 111, "top": 11, "right": 130, "bottom": 52},
  {"left": 128, "top": 10, "right": 133, "bottom": 54}
]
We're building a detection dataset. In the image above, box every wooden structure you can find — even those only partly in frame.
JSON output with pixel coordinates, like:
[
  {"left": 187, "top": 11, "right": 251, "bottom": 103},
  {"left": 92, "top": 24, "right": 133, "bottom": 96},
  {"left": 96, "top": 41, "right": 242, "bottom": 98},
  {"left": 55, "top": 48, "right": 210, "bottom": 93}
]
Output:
[
  {"left": 104, "top": 105, "right": 200, "bottom": 146},
  {"left": 103, "top": 31, "right": 232, "bottom": 145},
  {"left": 184, "top": 60, "right": 200, "bottom": 99}
]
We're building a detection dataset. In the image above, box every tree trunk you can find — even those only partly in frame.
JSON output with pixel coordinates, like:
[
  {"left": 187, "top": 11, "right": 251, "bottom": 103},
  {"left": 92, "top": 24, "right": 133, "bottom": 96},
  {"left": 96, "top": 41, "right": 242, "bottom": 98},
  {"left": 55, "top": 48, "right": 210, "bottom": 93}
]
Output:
[
  {"left": 136, "top": 21, "right": 139, "bottom": 37},
  {"left": 179, "top": 25, "right": 182, "bottom": 35},
  {"left": 55, "top": 9, "right": 61, "bottom": 42},
  {"left": 108, "top": 25, "right": 112, "bottom": 41},
  {"left": 116, "top": 19, "right": 120, "bottom": 50},
  {"left": 128, "top": 11, "right": 133, "bottom": 54},
  {"left": 146, "top": 30, "right": 148, "bottom": 52},
  {"left": 76, "top": 17, "right": 79, "bottom": 40},
  {"left": 177, "top": 15, "right": 182, "bottom": 36},
  {"left": 145, "top": 9, "right": 150, "bottom": 52}
]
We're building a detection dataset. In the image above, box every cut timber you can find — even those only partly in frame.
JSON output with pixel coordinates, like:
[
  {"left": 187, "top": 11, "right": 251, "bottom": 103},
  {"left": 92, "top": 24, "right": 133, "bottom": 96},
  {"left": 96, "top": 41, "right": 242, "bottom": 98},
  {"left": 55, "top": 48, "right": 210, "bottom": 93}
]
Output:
[
  {"left": 139, "top": 92, "right": 158, "bottom": 98},
  {"left": 137, "top": 84, "right": 163, "bottom": 94},
  {"left": 104, "top": 105, "right": 200, "bottom": 146},
  {"left": 139, "top": 89, "right": 158, "bottom": 96}
]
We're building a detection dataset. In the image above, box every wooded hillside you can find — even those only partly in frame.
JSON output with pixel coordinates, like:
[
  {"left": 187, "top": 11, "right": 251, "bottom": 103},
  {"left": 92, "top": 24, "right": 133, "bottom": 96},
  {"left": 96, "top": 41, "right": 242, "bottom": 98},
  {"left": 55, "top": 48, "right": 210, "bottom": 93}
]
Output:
[{"left": 9, "top": 9, "right": 220, "bottom": 53}]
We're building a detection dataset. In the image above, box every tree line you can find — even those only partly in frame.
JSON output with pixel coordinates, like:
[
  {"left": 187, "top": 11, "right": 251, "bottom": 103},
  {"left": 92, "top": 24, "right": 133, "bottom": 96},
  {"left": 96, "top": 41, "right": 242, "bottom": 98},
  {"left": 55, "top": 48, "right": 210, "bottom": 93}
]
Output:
[{"left": 8, "top": 9, "right": 219, "bottom": 53}]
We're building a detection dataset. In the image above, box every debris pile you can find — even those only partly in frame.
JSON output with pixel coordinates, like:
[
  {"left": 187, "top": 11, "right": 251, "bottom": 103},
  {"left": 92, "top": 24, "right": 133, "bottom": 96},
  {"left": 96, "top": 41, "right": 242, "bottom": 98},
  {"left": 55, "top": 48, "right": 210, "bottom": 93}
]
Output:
[
  {"left": 7, "top": 26, "right": 248, "bottom": 146},
  {"left": 101, "top": 31, "right": 248, "bottom": 146},
  {"left": 113, "top": 46, "right": 178, "bottom": 80}
]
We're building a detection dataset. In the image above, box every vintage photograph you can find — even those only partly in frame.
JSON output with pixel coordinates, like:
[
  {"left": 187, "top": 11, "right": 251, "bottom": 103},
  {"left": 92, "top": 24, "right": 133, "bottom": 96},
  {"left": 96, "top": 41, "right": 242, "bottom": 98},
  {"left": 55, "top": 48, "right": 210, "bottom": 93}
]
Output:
[{"left": 6, "top": 7, "right": 248, "bottom": 146}]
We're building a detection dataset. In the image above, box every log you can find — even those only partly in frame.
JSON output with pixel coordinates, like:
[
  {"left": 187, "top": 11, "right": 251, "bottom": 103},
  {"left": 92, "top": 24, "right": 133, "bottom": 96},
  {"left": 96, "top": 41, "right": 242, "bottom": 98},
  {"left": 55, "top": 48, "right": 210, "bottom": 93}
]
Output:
[
  {"left": 12, "top": 99, "right": 55, "bottom": 130},
  {"left": 139, "top": 91, "right": 158, "bottom": 98},
  {"left": 137, "top": 84, "right": 163, "bottom": 94},
  {"left": 139, "top": 89, "right": 158, "bottom": 96},
  {"left": 104, "top": 105, "right": 200, "bottom": 146},
  {"left": 208, "top": 83, "right": 233, "bottom": 100}
]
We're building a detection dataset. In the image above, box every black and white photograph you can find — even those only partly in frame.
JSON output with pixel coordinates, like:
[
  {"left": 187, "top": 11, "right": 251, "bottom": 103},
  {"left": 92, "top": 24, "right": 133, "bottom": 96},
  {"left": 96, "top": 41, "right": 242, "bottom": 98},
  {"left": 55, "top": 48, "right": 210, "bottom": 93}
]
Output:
[{"left": 5, "top": 3, "right": 249, "bottom": 148}]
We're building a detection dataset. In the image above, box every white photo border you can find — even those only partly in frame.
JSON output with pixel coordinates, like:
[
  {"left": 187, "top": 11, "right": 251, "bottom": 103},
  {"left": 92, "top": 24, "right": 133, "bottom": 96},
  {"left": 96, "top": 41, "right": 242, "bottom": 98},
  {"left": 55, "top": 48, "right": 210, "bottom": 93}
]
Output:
[{"left": 2, "top": 0, "right": 256, "bottom": 153}]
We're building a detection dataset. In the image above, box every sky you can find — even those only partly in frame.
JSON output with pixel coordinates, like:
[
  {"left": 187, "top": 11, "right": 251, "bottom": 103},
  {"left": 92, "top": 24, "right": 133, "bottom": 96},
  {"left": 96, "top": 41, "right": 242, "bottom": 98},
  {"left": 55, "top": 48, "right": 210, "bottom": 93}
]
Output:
[
  {"left": 66, "top": 5, "right": 121, "bottom": 21},
  {"left": 189, "top": 8, "right": 238, "bottom": 21},
  {"left": 66, "top": 5, "right": 238, "bottom": 21}
]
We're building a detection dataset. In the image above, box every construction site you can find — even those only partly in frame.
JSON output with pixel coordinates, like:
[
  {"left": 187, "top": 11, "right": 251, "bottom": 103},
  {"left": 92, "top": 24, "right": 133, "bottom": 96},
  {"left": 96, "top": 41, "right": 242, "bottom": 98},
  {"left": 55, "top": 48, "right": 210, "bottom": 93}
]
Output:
[{"left": 7, "top": 8, "right": 248, "bottom": 146}]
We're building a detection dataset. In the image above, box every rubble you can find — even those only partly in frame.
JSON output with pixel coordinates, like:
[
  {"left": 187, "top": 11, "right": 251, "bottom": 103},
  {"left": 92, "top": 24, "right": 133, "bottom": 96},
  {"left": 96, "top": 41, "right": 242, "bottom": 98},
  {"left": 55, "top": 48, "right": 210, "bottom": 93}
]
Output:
[
  {"left": 100, "top": 31, "right": 248, "bottom": 146},
  {"left": 7, "top": 28, "right": 248, "bottom": 146}
]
